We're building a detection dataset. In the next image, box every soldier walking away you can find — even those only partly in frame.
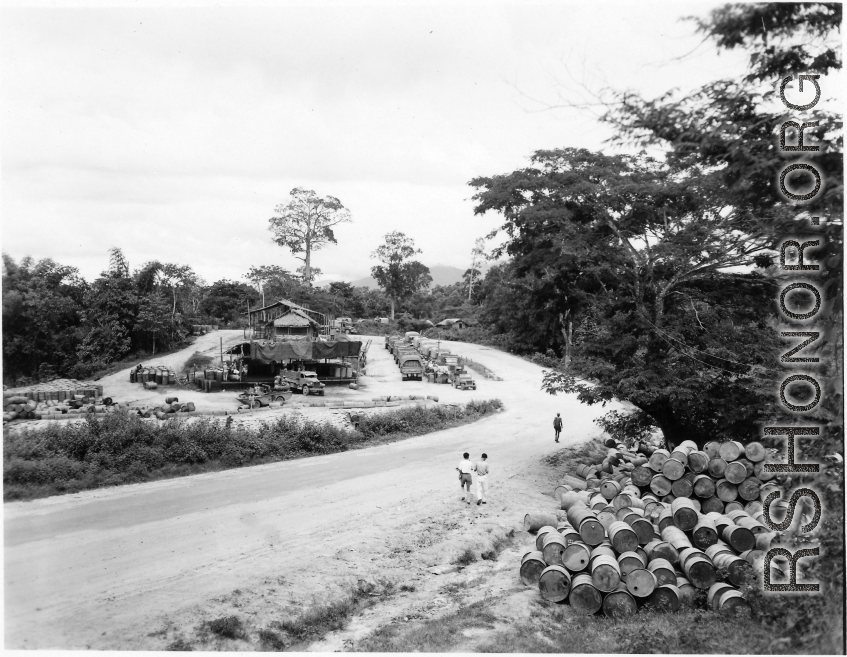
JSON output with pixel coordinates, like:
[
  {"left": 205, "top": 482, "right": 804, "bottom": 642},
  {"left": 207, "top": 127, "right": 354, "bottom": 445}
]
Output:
[
  {"left": 554, "top": 413, "right": 563, "bottom": 442},
  {"left": 474, "top": 453, "right": 490, "bottom": 505},
  {"left": 456, "top": 452, "right": 474, "bottom": 504}
]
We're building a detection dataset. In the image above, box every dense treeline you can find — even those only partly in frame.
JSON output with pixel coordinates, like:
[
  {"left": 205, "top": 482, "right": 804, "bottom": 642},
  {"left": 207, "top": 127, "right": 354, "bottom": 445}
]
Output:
[{"left": 1, "top": 245, "right": 509, "bottom": 385}]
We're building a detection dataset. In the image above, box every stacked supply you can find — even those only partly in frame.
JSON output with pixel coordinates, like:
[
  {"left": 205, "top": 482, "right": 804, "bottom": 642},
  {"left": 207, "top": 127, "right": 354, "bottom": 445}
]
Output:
[{"left": 517, "top": 437, "right": 792, "bottom": 616}]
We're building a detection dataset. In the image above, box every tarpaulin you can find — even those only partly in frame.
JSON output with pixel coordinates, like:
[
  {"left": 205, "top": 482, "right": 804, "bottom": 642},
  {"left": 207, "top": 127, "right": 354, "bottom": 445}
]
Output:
[{"left": 250, "top": 340, "right": 362, "bottom": 363}]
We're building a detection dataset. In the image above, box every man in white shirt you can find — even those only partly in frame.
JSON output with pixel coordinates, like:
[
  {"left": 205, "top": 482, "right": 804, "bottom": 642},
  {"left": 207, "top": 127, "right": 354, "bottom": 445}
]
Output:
[
  {"left": 474, "top": 453, "right": 490, "bottom": 506},
  {"left": 456, "top": 452, "right": 474, "bottom": 504}
]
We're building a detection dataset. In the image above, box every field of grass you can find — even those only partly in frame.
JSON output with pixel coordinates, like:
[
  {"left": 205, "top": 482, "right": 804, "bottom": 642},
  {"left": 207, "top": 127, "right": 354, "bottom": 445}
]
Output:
[{"left": 3, "top": 399, "right": 503, "bottom": 501}]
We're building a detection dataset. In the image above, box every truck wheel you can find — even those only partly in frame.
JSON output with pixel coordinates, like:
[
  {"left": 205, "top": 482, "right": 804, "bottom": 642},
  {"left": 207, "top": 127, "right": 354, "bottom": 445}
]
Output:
[{"left": 302, "top": 386, "right": 311, "bottom": 396}]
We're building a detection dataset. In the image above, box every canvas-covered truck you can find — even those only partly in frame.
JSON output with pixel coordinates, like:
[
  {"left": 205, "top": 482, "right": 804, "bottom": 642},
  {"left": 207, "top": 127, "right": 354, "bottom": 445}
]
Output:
[
  {"left": 283, "top": 370, "right": 326, "bottom": 396},
  {"left": 399, "top": 354, "right": 424, "bottom": 381}
]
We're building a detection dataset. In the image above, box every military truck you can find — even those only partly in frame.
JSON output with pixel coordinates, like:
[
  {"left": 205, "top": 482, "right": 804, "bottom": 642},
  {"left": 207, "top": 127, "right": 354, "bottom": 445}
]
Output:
[
  {"left": 452, "top": 373, "right": 477, "bottom": 390},
  {"left": 398, "top": 354, "right": 424, "bottom": 381},
  {"left": 283, "top": 370, "right": 326, "bottom": 396}
]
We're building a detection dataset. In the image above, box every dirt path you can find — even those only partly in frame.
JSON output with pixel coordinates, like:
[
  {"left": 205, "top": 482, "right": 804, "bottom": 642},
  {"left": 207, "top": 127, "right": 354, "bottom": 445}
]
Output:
[{"left": 4, "top": 334, "right": 625, "bottom": 649}]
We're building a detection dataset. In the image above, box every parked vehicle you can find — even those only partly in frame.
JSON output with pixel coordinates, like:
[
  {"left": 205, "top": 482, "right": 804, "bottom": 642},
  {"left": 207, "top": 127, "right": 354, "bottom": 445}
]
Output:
[
  {"left": 452, "top": 373, "right": 477, "bottom": 390},
  {"left": 236, "top": 386, "right": 293, "bottom": 408},
  {"left": 283, "top": 370, "right": 326, "bottom": 396},
  {"left": 399, "top": 354, "right": 424, "bottom": 381}
]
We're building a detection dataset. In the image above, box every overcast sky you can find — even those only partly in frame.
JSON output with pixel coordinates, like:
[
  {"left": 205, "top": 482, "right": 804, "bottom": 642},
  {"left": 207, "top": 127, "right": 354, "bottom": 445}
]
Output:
[{"left": 1, "top": 0, "right": 749, "bottom": 285}]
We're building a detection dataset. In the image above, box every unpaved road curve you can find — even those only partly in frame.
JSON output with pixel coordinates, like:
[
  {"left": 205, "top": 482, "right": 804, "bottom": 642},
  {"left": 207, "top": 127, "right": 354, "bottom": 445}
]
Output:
[{"left": 4, "top": 335, "right": 621, "bottom": 649}]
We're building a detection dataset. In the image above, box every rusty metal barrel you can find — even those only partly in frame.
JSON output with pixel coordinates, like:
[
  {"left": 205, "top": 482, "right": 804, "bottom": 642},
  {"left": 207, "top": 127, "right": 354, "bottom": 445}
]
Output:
[
  {"left": 647, "top": 558, "right": 676, "bottom": 587},
  {"left": 590, "top": 554, "right": 621, "bottom": 593},
  {"left": 561, "top": 541, "right": 591, "bottom": 572},
  {"left": 631, "top": 465, "right": 653, "bottom": 487},
  {"left": 657, "top": 506, "right": 675, "bottom": 532},
  {"left": 703, "top": 441, "right": 721, "bottom": 458},
  {"left": 691, "top": 515, "right": 719, "bottom": 550},
  {"left": 519, "top": 551, "right": 547, "bottom": 585},
  {"left": 661, "top": 526, "right": 692, "bottom": 552},
  {"left": 541, "top": 532, "right": 568, "bottom": 567},
  {"left": 722, "top": 523, "right": 756, "bottom": 553},
  {"left": 679, "top": 548, "right": 717, "bottom": 590},
  {"left": 692, "top": 474, "right": 716, "bottom": 498},
  {"left": 644, "top": 540, "right": 679, "bottom": 566},
  {"left": 671, "top": 476, "right": 694, "bottom": 498},
  {"left": 625, "top": 567, "right": 657, "bottom": 598},
  {"left": 602, "top": 582, "right": 638, "bottom": 618},
  {"left": 707, "top": 546, "right": 755, "bottom": 586},
  {"left": 524, "top": 513, "right": 559, "bottom": 533},
  {"left": 738, "top": 477, "right": 762, "bottom": 502},
  {"left": 716, "top": 479, "right": 739, "bottom": 502},
  {"left": 724, "top": 461, "right": 748, "bottom": 485},
  {"left": 708, "top": 457, "right": 728, "bottom": 478},
  {"left": 745, "top": 441, "right": 766, "bottom": 462},
  {"left": 719, "top": 440, "right": 745, "bottom": 462},
  {"left": 687, "top": 450, "right": 710, "bottom": 473},
  {"left": 616, "top": 551, "right": 645, "bottom": 578},
  {"left": 569, "top": 574, "right": 603, "bottom": 615},
  {"left": 597, "top": 508, "right": 617, "bottom": 532},
  {"left": 700, "top": 496, "right": 725, "bottom": 514},
  {"left": 648, "top": 448, "right": 671, "bottom": 472},
  {"left": 671, "top": 498, "right": 699, "bottom": 530},
  {"left": 707, "top": 582, "right": 750, "bottom": 613},
  {"left": 646, "top": 584, "right": 681, "bottom": 612},
  {"left": 600, "top": 478, "right": 621, "bottom": 501},
  {"left": 662, "top": 457, "right": 686, "bottom": 481},
  {"left": 557, "top": 524, "right": 581, "bottom": 546},
  {"left": 567, "top": 506, "right": 605, "bottom": 546},
  {"left": 535, "top": 526, "right": 558, "bottom": 551},
  {"left": 538, "top": 565, "right": 572, "bottom": 602},
  {"left": 627, "top": 515, "right": 655, "bottom": 546},
  {"left": 607, "top": 521, "right": 639, "bottom": 553},
  {"left": 676, "top": 576, "right": 697, "bottom": 606},
  {"left": 650, "top": 474, "right": 672, "bottom": 497}
]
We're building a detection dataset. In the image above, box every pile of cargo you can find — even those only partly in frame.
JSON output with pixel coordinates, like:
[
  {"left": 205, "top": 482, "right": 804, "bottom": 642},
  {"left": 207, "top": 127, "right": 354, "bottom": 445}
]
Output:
[
  {"left": 518, "top": 438, "right": 790, "bottom": 617},
  {"left": 3, "top": 379, "right": 106, "bottom": 421},
  {"left": 130, "top": 366, "right": 178, "bottom": 389},
  {"left": 128, "top": 397, "right": 197, "bottom": 419}
]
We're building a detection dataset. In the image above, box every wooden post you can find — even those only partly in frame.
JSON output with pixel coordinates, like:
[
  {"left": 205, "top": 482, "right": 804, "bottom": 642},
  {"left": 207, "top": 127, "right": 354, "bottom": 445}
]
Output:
[{"left": 220, "top": 337, "right": 223, "bottom": 366}]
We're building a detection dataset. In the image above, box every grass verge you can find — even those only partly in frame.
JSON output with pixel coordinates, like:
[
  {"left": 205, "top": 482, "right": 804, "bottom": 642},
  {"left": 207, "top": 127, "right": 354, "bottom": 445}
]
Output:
[{"left": 3, "top": 399, "right": 503, "bottom": 501}]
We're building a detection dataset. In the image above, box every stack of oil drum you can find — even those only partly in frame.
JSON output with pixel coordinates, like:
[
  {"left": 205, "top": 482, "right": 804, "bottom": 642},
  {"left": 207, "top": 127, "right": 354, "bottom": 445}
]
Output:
[
  {"left": 517, "top": 438, "right": 795, "bottom": 617},
  {"left": 3, "top": 380, "right": 106, "bottom": 422},
  {"left": 131, "top": 366, "right": 177, "bottom": 389}
]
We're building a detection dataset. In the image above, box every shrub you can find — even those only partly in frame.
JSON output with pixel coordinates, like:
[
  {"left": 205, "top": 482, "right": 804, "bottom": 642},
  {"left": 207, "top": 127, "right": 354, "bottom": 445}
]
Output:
[
  {"left": 207, "top": 615, "right": 245, "bottom": 640},
  {"left": 182, "top": 351, "right": 214, "bottom": 374},
  {"left": 454, "top": 548, "right": 477, "bottom": 566},
  {"left": 4, "top": 399, "right": 503, "bottom": 500}
]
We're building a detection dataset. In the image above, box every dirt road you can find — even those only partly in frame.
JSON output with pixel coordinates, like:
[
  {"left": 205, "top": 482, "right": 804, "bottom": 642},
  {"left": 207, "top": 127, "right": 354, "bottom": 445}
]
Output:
[{"left": 4, "top": 334, "right": 623, "bottom": 649}]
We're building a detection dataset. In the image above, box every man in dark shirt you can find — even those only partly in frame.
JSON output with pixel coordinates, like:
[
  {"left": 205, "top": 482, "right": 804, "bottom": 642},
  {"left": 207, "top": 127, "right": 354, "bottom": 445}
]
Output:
[{"left": 554, "top": 413, "right": 562, "bottom": 442}]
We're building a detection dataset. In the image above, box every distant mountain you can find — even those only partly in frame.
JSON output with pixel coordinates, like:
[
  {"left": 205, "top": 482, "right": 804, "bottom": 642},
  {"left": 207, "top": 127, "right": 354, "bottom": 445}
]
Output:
[{"left": 340, "top": 264, "right": 487, "bottom": 290}]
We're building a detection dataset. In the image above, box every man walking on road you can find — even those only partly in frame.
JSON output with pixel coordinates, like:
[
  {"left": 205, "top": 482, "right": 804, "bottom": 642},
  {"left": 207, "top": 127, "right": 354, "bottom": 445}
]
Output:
[
  {"left": 554, "top": 413, "right": 562, "bottom": 442},
  {"left": 456, "top": 452, "right": 474, "bottom": 503},
  {"left": 474, "top": 454, "right": 489, "bottom": 506}
]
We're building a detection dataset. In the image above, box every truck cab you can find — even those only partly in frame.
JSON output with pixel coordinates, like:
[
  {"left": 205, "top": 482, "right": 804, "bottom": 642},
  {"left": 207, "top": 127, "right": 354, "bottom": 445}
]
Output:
[
  {"left": 283, "top": 370, "right": 326, "bottom": 396},
  {"left": 398, "top": 354, "right": 424, "bottom": 381}
]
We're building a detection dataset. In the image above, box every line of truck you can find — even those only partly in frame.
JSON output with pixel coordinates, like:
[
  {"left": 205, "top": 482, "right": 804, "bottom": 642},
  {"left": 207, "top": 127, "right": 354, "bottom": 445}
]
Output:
[{"left": 384, "top": 332, "right": 477, "bottom": 390}]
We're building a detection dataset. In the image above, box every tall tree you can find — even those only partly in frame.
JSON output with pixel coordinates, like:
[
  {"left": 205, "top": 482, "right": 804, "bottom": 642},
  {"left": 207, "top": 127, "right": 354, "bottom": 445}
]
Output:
[
  {"left": 246, "top": 265, "right": 296, "bottom": 305},
  {"left": 370, "top": 231, "right": 432, "bottom": 319},
  {"left": 471, "top": 148, "right": 785, "bottom": 448},
  {"left": 466, "top": 237, "right": 486, "bottom": 301},
  {"left": 268, "top": 188, "right": 352, "bottom": 286}
]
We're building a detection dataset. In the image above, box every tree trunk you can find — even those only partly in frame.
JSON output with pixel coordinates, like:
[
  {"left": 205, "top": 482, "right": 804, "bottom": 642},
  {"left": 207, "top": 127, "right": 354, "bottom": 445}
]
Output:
[
  {"left": 390, "top": 298, "right": 395, "bottom": 320},
  {"left": 304, "top": 240, "right": 312, "bottom": 287},
  {"left": 559, "top": 312, "right": 573, "bottom": 368}
]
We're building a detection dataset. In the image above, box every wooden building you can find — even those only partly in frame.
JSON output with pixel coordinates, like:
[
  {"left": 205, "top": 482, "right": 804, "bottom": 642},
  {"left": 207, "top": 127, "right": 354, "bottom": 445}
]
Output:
[{"left": 245, "top": 299, "right": 330, "bottom": 340}]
